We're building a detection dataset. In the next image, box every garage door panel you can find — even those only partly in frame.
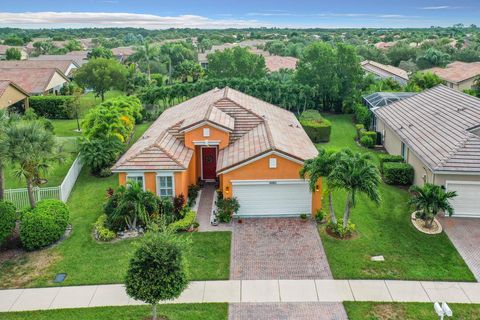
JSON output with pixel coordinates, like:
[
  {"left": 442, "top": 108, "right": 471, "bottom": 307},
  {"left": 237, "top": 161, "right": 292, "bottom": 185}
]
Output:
[
  {"left": 233, "top": 182, "right": 311, "bottom": 217},
  {"left": 447, "top": 182, "right": 480, "bottom": 217}
]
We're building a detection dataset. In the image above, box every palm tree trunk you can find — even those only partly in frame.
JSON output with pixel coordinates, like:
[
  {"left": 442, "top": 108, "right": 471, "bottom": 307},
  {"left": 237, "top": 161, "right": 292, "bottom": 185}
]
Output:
[
  {"left": 152, "top": 304, "right": 157, "bottom": 320},
  {"left": 26, "top": 179, "right": 36, "bottom": 208},
  {"left": 342, "top": 192, "right": 351, "bottom": 229},
  {"left": 0, "top": 163, "right": 4, "bottom": 200},
  {"left": 147, "top": 63, "right": 151, "bottom": 82},
  {"left": 328, "top": 192, "right": 337, "bottom": 224}
]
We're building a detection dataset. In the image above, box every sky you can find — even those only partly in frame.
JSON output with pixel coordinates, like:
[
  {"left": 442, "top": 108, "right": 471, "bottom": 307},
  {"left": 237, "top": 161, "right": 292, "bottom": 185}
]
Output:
[{"left": 0, "top": 0, "right": 479, "bottom": 29}]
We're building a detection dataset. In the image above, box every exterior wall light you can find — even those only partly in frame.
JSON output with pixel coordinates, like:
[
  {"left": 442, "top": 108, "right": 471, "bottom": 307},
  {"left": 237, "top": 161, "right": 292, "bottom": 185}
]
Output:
[
  {"left": 225, "top": 186, "right": 230, "bottom": 194},
  {"left": 315, "top": 185, "right": 320, "bottom": 192}
]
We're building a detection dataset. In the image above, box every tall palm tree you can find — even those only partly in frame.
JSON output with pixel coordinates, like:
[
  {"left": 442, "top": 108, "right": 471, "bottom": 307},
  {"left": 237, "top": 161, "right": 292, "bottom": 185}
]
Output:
[
  {"left": 328, "top": 149, "right": 381, "bottom": 228},
  {"left": 409, "top": 184, "right": 457, "bottom": 228},
  {"left": 131, "top": 42, "right": 160, "bottom": 81},
  {"left": 0, "top": 121, "right": 64, "bottom": 207},
  {"left": 300, "top": 148, "right": 339, "bottom": 224}
]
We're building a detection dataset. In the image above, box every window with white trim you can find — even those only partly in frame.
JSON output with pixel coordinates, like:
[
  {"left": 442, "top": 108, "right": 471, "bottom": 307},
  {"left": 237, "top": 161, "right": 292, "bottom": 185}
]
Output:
[
  {"left": 157, "top": 175, "right": 174, "bottom": 198},
  {"left": 126, "top": 174, "right": 144, "bottom": 190},
  {"left": 203, "top": 128, "right": 210, "bottom": 137},
  {"left": 269, "top": 157, "right": 277, "bottom": 168}
]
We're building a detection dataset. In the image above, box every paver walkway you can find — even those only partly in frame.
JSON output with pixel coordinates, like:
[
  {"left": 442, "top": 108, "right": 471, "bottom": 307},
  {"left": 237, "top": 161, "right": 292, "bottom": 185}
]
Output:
[
  {"left": 1, "top": 280, "right": 480, "bottom": 312},
  {"left": 196, "top": 183, "right": 231, "bottom": 232},
  {"left": 440, "top": 216, "right": 480, "bottom": 281},
  {"left": 230, "top": 218, "right": 332, "bottom": 279}
]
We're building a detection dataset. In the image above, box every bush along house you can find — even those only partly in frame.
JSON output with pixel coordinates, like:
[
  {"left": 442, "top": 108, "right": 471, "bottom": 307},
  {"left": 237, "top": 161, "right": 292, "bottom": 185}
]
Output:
[{"left": 112, "top": 87, "right": 321, "bottom": 218}]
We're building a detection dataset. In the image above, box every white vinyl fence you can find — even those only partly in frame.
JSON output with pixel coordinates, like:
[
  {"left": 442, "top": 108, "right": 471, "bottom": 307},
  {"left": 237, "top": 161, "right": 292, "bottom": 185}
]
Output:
[{"left": 4, "top": 155, "right": 83, "bottom": 210}]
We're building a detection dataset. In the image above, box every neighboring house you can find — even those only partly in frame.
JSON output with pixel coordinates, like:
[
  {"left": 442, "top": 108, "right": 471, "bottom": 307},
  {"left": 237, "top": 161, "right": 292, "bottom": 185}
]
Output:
[
  {"left": 363, "top": 92, "right": 417, "bottom": 131},
  {"left": 111, "top": 47, "right": 135, "bottom": 62},
  {"left": 0, "top": 45, "right": 28, "bottom": 60},
  {"left": 264, "top": 55, "right": 298, "bottom": 72},
  {"left": 0, "top": 80, "right": 29, "bottom": 110},
  {"left": 427, "top": 61, "right": 480, "bottom": 91},
  {"left": 0, "top": 60, "right": 79, "bottom": 78},
  {"left": 374, "top": 85, "right": 480, "bottom": 217},
  {"left": 30, "top": 50, "right": 89, "bottom": 67},
  {"left": 0, "top": 68, "right": 69, "bottom": 95},
  {"left": 361, "top": 60, "right": 409, "bottom": 85},
  {"left": 112, "top": 87, "right": 321, "bottom": 217},
  {"left": 374, "top": 41, "right": 397, "bottom": 50}
]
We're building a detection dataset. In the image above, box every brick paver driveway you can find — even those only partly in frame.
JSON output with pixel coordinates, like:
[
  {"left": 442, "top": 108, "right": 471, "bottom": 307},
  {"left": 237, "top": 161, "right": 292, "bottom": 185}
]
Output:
[
  {"left": 229, "top": 303, "right": 348, "bottom": 320},
  {"left": 440, "top": 216, "right": 480, "bottom": 281},
  {"left": 230, "top": 218, "right": 333, "bottom": 280}
]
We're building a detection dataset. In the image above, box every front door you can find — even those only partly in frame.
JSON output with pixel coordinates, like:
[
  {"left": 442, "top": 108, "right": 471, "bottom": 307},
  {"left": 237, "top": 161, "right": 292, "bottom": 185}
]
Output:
[{"left": 202, "top": 147, "right": 217, "bottom": 180}]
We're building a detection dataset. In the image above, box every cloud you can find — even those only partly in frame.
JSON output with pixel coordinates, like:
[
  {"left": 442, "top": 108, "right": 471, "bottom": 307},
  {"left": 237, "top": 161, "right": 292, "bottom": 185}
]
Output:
[
  {"left": 420, "top": 5, "right": 458, "bottom": 10},
  {"left": 0, "top": 12, "right": 270, "bottom": 29}
]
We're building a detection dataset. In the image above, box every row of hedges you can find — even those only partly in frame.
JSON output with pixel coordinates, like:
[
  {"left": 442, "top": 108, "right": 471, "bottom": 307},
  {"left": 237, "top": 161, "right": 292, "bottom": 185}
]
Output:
[
  {"left": 0, "top": 201, "right": 16, "bottom": 245},
  {"left": 20, "top": 200, "right": 70, "bottom": 251},
  {"left": 378, "top": 154, "right": 414, "bottom": 185},
  {"left": 29, "top": 96, "right": 75, "bottom": 119},
  {"left": 299, "top": 109, "right": 331, "bottom": 143}
]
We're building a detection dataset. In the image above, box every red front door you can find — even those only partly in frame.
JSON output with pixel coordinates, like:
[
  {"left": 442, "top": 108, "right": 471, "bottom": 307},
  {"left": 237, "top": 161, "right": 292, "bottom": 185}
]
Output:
[{"left": 202, "top": 147, "right": 217, "bottom": 180}]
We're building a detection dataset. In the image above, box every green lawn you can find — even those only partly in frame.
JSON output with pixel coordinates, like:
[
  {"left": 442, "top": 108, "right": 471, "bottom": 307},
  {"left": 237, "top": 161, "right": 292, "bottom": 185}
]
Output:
[
  {"left": 344, "top": 302, "right": 480, "bottom": 319},
  {"left": 77, "top": 90, "right": 124, "bottom": 116},
  {"left": 319, "top": 114, "right": 474, "bottom": 281},
  {"left": 0, "top": 121, "right": 230, "bottom": 288},
  {"left": 0, "top": 304, "right": 228, "bottom": 320},
  {"left": 51, "top": 119, "right": 82, "bottom": 137},
  {"left": 4, "top": 153, "right": 77, "bottom": 189}
]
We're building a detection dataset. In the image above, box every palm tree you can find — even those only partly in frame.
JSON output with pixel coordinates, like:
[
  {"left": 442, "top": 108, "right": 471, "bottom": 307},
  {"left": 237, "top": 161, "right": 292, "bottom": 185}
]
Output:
[
  {"left": 409, "top": 184, "right": 457, "bottom": 228},
  {"left": 112, "top": 182, "right": 156, "bottom": 230},
  {"left": 328, "top": 149, "right": 382, "bottom": 228},
  {"left": 0, "top": 121, "right": 64, "bottom": 207},
  {"left": 0, "top": 110, "right": 20, "bottom": 200},
  {"left": 300, "top": 148, "right": 339, "bottom": 224},
  {"left": 131, "top": 42, "right": 160, "bottom": 81}
]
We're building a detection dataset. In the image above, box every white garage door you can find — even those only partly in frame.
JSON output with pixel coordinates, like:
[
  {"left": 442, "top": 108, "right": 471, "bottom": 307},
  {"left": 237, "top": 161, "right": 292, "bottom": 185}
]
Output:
[
  {"left": 447, "top": 181, "right": 480, "bottom": 217},
  {"left": 232, "top": 180, "right": 312, "bottom": 217}
]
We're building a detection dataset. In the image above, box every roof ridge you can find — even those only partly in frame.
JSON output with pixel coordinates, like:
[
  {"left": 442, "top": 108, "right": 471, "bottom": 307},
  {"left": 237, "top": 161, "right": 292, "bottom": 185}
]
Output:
[
  {"left": 434, "top": 133, "right": 475, "bottom": 170},
  {"left": 205, "top": 103, "right": 215, "bottom": 121},
  {"left": 155, "top": 140, "right": 186, "bottom": 169}
]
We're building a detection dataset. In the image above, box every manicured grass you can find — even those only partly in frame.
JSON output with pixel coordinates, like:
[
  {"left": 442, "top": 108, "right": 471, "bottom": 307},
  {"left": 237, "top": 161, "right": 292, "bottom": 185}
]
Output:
[
  {"left": 4, "top": 153, "right": 77, "bottom": 189},
  {"left": 344, "top": 301, "right": 480, "bottom": 319},
  {"left": 51, "top": 119, "right": 82, "bottom": 137},
  {"left": 0, "top": 122, "right": 231, "bottom": 288},
  {"left": 0, "top": 304, "right": 228, "bottom": 320},
  {"left": 318, "top": 114, "right": 474, "bottom": 281},
  {"left": 77, "top": 90, "right": 123, "bottom": 115}
]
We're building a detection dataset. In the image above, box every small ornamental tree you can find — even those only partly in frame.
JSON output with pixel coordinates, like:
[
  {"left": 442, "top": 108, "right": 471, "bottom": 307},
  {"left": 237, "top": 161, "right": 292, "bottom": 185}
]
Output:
[{"left": 125, "top": 231, "right": 189, "bottom": 320}]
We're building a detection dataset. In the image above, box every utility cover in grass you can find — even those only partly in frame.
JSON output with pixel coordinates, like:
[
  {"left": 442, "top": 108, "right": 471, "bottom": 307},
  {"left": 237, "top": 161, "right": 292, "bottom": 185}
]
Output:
[{"left": 371, "top": 256, "right": 385, "bottom": 262}]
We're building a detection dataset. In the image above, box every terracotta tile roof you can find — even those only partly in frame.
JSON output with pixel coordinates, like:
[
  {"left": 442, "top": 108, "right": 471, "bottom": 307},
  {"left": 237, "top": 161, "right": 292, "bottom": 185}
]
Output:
[
  {"left": 0, "top": 68, "right": 66, "bottom": 94},
  {"left": 374, "top": 41, "right": 397, "bottom": 50},
  {"left": 361, "top": 60, "right": 409, "bottom": 81},
  {"left": 111, "top": 47, "right": 135, "bottom": 57},
  {"left": 0, "top": 80, "right": 29, "bottom": 97},
  {"left": 427, "top": 61, "right": 480, "bottom": 84},
  {"left": 113, "top": 87, "right": 318, "bottom": 172},
  {"left": 265, "top": 55, "right": 298, "bottom": 72},
  {"left": 0, "top": 45, "right": 25, "bottom": 55},
  {"left": 0, "top": 60, "right": 77, "bottom": 76},
  {"left": 374, "top": 85, "right": 480, "bottom": 173}
]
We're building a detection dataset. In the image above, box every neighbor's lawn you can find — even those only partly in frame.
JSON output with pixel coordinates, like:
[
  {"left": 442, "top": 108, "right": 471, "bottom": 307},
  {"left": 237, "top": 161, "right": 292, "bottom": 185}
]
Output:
[
  {"left": 51, "top": 119, "right": 82, "bottom": 137},
  {"left": 77, "top": 90, "right": 123, "bottom": 115},
  {"left": 344, "top": 302, "right": 480, "bottom": 319},
  {"left": 318, "top": 114, "right": 474, "bottom": 281},
  {"left": 0, "top": 304, "right": 228, "bottom": 320},
  {"left": 0, "top": 122, "right": 231, "bottom": 288}
]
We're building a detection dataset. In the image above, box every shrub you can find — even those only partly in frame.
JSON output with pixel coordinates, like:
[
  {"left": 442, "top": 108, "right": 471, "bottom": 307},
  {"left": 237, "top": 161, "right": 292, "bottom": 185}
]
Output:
[
  {"left": 299, "top": 110, "right": 331, "bottom": 143},
  {"left": 361, "top": 130, "right": 377, "bottom": 142},
  {"left": 168, "top": 210, "right": 196, "bottom": 232},
  {"left": 378, "top": 154, "right": 404, "bottom": 173},
  {"left": 29, "top": 96, "right": 75, "bottom": 119},
  {"left": 355, "top": 124, "right": 364, "bottom": 140},
  {"left": 328, "top": 219, "right": 356, "bottom": 238},
  {"left": 217, "top": 197, "right": 240, "bottom": 223},
  {"left": 187, "top": 184, "right": 200, "bottom": 207},
  {"left": 0, "top": 201, "right": 16, "bottom": 245},
  {"left": 383, "top": 162, "right": 414, "bottom": 185},
  {"left": 79, "top": 137, "right": 123, "bottom": 175},
  {"left": 315, "top": 209, "right": 326, "bottom": 224},
  {"left": 94, "top": 214, "right": 116, "bottom": 242},
  {"left": 173, "top": 194, "right": 186, "bottom": 218},
  {"left": 353, "top": 103, "right": 371, "bottom": 128},
  {"left": 300, "top": 213, "right": 308, "bottom": 220},
  {"left": 20, "top": 200, "right": 70, "bottom": 251},
  {"left": 360, "top": 135, "right": 374, "bottom": 148}
]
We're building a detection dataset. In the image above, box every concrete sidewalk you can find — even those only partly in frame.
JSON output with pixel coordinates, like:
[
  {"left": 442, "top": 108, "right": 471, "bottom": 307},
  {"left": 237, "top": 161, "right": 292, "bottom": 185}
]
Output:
[{"left": 1, "top": 279, "right": 480, "bottom": 312}]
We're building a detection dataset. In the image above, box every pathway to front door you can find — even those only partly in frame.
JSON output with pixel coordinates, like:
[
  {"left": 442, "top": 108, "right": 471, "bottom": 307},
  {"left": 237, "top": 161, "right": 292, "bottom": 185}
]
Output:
[
  {"left": 228, "top": 218, "right": 348, "bottom": 320},
  {"left": 196, "top": 183, "right": 231, "bottom": 232}
]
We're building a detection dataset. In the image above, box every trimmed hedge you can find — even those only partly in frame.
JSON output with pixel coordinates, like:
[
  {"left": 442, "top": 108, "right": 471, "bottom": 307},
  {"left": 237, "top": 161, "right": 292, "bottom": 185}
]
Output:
[
  {"left": 29, "top": 96, "right": 75, "bottom": 119},
  {"left": 360, "top": 135, "right": 374, "bottom": 148},
  {"left": 379, "top": 154, "right": 404, "bottom": 173},
  {"left": 383, "top": 162, "right": 414, "bottom": 185},
  {"left": 0, "top": 201, "right": 16, "bottom": 245},
  {"left": 299, "top": 109, "right": 332, "bottom": 143},
  {"left": 355, "top": 124, "right": 364, "bottom": 140},
  {"left": 168, "top": 210, "right": 196, "bottom": 232},
  {"left": 20, "top": 200, "right": 70, "bottom": 251}
]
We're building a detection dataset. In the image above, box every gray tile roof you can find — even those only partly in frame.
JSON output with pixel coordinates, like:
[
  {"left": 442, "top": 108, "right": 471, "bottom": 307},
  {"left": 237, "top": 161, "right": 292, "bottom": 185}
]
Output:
[{"left": 374, "top": 85, "right": 480, "bottom": 173}]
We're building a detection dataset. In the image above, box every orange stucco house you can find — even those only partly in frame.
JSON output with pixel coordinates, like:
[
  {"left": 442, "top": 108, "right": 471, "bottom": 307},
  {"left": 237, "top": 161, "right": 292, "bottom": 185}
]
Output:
[{"left": 112, "top": 87, "right": 321, "bottom": 217}]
